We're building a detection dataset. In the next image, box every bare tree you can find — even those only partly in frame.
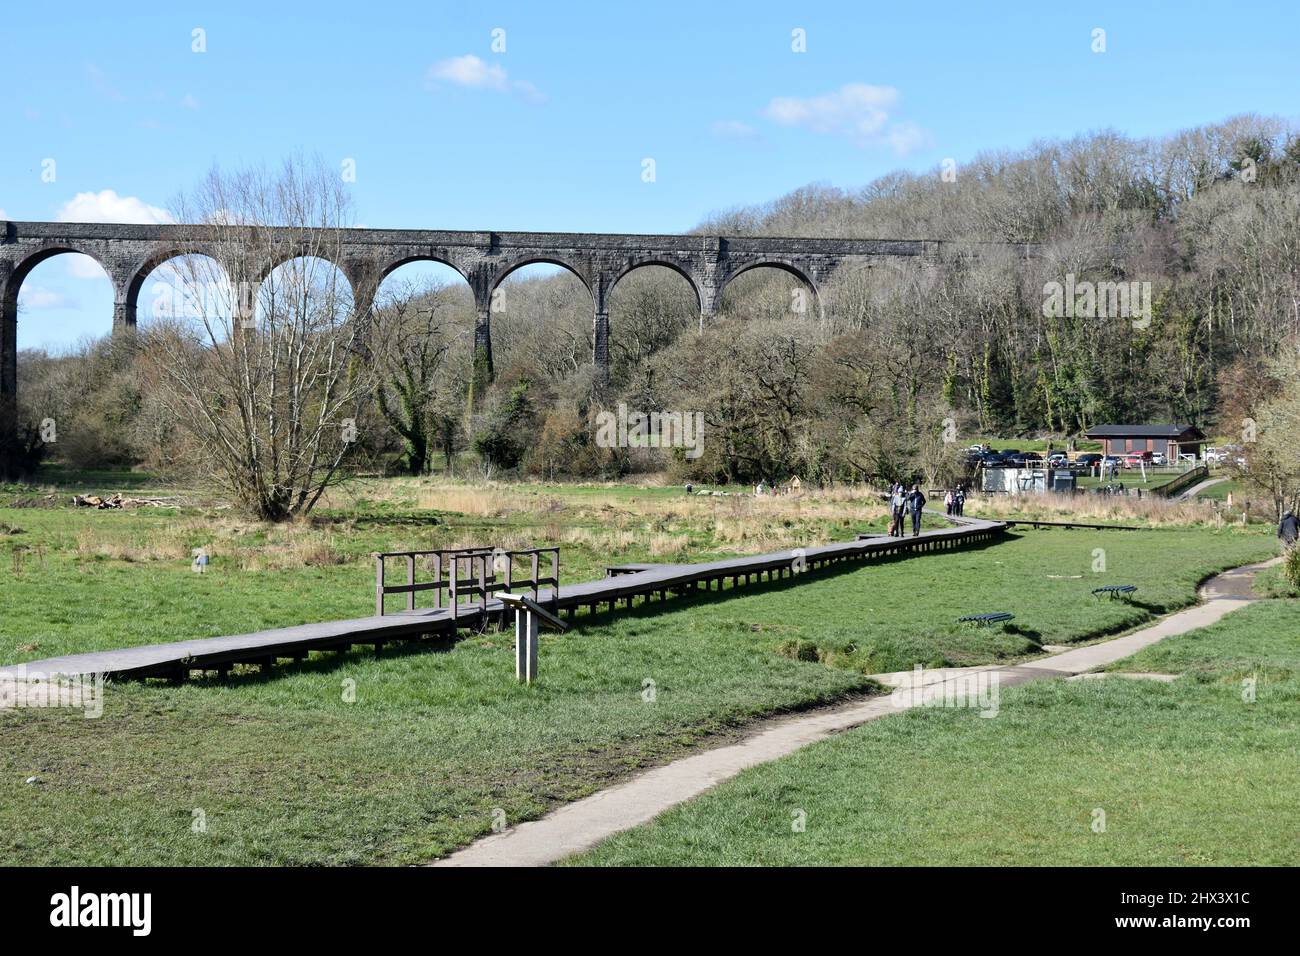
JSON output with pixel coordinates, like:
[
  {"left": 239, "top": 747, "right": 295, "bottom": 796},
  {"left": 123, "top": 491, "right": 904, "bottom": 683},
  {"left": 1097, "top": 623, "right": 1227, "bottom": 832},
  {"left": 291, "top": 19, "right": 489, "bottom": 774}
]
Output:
[
  {"left": 143, "top": 156, "right": 367, "bottom": 520},
  {"left": 370, "top": 278, "right": 464, "bottom": 475}
]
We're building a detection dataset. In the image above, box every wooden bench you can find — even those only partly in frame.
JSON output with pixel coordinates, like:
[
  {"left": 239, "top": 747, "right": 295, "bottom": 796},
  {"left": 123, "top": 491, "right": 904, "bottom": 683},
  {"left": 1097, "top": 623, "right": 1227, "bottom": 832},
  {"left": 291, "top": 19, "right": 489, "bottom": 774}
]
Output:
[
  {"left": 958, "top": 612, "right": 1015, "bottom": 627},
  {"left": 1092, "top": 584, "right": 1137, "bottom": 599}
]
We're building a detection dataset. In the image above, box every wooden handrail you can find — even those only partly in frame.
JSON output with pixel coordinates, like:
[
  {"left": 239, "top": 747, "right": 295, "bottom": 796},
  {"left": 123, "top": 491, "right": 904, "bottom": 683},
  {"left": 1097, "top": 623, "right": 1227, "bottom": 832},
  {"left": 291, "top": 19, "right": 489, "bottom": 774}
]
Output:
[{"left": 374, "top": 546, "right": 560, "bottom": 617}]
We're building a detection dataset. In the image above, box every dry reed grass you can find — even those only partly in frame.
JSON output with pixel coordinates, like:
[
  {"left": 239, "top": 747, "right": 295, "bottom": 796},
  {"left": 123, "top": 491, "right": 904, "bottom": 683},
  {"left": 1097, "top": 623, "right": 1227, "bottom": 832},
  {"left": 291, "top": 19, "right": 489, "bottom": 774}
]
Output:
[{"left": 967, "top": 492, "right": 1221, "bottom": 527}]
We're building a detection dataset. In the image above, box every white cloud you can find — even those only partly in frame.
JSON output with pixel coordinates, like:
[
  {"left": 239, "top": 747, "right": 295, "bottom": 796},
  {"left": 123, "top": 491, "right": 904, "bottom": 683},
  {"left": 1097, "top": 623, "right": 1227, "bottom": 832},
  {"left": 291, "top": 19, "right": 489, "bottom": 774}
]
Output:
[
  {"left": 0, "top": 208, "right": 8, "bottom": 219},
  {"left": 181, "top": 93, "right": 200, "bottom": 110},
  {"left": 885, "top": 121, "right": 927, "bottom": 155},
  {"left": 430, "top": 54, "right": 508, "bottom": 90},
  {"left": 711, "top": 119, "right": 762, "bottom": 143},
  {"left": 64, "top": 254, "right": 110, "bottom": 280},
  {"left": 17, "top": 286, "right": 76, "bottom": 310},
  {"left": 763, "top": 83, "right": 926, "bottom": 153},
  {"left": 426, "top": 55, "right": 544, "bottom": 102},
  {"left": 58, "top": 189, "right": 171, "bottom": 225},
  {"left": 57, "top": 190, "right": 171, "bottom": 279}
]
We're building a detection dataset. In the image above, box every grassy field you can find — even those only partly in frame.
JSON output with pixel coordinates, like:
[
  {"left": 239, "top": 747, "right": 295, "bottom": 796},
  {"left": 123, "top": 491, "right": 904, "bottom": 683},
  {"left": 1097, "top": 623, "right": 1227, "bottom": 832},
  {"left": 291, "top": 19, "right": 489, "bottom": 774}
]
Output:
[
  {"left": 0, "top": 467, "right": 1281, "bottom": 866},
  {"left": 1196, "top": 478, "right": 1242, "bottom": 501},
  {"left": 5, "top": 463, "right": 1266, "bottom": 667},
  {"left": 0, "top": 470, "right": 886, "bottom": 665},
  {"left": 0, "top": 476, "right": 1274, "bottom": 670},
  {"left": 0, "top": 500, "right": 1276, "bottom": 864},
  {"left": 571, "top": 598, "right": 1300, "bottom": 867},
  {"left": 1252, "top": 561, "right": 1299, "bottom": 598}
]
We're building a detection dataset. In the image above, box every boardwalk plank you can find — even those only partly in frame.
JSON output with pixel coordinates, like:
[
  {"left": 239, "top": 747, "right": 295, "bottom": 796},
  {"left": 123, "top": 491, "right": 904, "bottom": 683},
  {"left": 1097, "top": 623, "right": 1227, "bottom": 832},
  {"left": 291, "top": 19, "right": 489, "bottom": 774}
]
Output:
[{"left": 0, "top": 514, "right": 1004, "bottom": 680}]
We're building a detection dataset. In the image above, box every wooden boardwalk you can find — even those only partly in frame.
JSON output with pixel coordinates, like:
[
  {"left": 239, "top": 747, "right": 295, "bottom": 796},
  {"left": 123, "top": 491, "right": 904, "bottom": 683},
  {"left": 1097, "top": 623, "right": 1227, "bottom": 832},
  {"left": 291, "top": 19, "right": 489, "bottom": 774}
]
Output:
[{"left": 1, "top": 513, "right": 1004, "bottom": 682}]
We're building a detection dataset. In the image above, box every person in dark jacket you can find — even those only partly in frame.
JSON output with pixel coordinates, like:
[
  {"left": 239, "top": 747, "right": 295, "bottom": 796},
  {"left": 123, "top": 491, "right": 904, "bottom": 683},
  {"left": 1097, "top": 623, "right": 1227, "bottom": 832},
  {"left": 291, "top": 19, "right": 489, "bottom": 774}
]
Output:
[
  {"left": 1278, "top": 510, "right": 1298, "bottom": 549},
  {"left": 906, "top": 484, "right": 927, "bottom": 537}
]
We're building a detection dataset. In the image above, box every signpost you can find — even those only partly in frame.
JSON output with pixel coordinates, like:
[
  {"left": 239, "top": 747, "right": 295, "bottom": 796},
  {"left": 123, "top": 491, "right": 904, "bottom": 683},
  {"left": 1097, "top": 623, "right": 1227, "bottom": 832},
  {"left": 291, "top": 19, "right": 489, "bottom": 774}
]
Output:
[{"left": 498, "top": 592, "right": 568, "bottom": 683}]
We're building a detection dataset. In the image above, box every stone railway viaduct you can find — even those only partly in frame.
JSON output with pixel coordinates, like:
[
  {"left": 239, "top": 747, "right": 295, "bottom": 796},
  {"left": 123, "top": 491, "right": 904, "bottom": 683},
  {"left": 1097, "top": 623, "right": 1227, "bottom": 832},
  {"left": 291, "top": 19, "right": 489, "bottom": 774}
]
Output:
[{"left": 0, "top": 219, "right": 1032, "bottom": 464}]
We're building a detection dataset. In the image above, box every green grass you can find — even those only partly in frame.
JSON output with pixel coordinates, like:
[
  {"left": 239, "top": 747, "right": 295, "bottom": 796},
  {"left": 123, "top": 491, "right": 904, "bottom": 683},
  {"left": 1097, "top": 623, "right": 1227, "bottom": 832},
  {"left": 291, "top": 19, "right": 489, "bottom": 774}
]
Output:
[
  {"left": 1252, "top": 560, "right": 1298, "bottom": 598},
  {"left": 11, "top": 463, "right": 166, "bottom": 493},
  {"left": 1108, "top": 598, "right": 1299, "bottom": 680},
  {"left": 0, "top": 483, "right": 874, "bottom": 664},
  {"left": 569, "top": 599, "right": 1300, "bottom": 867},
  {"left": 0, "top": 613, "right": 867, "bottom": 865},
  {"left": 0, "top": 512, "right": 1272, "bottom": 668},
  {"left": 1195, "top": 478, "right": 1241, "bottom": 501},
  {"left": 1074, "top": 466, "right": 1186, "bottom": 490},
  {"left": 0, "top": 523, "right": 1277, "bottom": 865}
]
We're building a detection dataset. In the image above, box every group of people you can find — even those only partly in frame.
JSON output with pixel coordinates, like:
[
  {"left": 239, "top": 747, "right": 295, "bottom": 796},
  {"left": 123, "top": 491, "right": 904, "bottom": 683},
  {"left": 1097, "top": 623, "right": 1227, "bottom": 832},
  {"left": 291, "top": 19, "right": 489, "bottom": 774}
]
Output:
[
  {"left": 887, "top": 482, "right": 971, "bottom": 537},
  {"left": 887, "top": 482, "right": 928, "bottom": 537},
  {"left": 753, "top": 477, "right": 802, "bottom": 497},
  {"left": 943, "top": 487, "right": 967, "bottom": 516}
]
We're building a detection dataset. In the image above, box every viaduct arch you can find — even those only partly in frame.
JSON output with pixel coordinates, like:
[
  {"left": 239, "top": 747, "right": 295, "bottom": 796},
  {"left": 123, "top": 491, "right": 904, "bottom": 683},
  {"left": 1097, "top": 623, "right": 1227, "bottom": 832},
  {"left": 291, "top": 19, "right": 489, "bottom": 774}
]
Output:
[{"left": 0, "top": 219, "right": 1033, "bottom": 465}]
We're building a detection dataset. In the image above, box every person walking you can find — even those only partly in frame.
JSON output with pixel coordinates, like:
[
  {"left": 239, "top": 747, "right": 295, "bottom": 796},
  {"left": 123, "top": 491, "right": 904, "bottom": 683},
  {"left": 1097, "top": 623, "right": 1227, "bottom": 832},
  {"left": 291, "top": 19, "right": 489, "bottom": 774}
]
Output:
[
  {"left": 907, "top": 484, "right": 927, "bottom": 537},
  {"left": 944, "top": 489, "right": 954, "bottom": 516},
  {"left": 889, "top": 483, "right": 905, "bottom": 536},
  {"left": 954, "top": 486, "right": 966, "bottom": 517},
  {"left": 1278, "top": 510, "right": 1298, "bottom": 550}
]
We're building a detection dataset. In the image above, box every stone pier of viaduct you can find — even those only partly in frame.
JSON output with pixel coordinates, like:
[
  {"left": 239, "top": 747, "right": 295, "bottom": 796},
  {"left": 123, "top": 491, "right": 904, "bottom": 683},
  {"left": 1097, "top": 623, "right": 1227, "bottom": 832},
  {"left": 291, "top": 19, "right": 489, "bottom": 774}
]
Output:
[{"left": 0, "top": 219, "right": 1031, "bottom": 469}]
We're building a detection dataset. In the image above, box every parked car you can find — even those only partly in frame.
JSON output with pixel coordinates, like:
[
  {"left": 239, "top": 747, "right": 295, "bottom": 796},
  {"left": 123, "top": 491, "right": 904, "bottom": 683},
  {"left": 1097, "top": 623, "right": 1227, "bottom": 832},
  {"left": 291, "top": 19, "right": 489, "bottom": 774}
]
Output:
[
  {"left": 1074, "top": 453, "right": 1102, "bottom": 472},
  {"left": 1206, "top": 444, "right": 1246, "bottom": 468},
  {"left": 1150, "top": 451, "right": 1167, "bottom": 466},
  {"left": 1121, "top": 451, "right": 1153, "bottom": 469},
  {"left": 1046, "top": 452, "right": 1069, "bottom": 467}
]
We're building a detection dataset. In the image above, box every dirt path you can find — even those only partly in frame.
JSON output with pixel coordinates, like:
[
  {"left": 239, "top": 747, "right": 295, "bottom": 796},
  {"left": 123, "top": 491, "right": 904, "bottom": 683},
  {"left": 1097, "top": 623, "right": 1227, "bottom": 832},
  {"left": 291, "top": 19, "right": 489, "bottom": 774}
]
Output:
[{"left": 432, "top": 556, "right": 1281, "bottom": 867}]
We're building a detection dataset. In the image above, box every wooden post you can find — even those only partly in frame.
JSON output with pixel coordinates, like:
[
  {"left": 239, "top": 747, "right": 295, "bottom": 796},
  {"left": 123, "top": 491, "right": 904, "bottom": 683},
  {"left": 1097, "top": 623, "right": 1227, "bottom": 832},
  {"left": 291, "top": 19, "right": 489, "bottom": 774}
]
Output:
[
  {"left": 374, "top": 554, "right": 385, "bottom": 616},
  {"left": 434, "top": 552, "right": 443, "bottom": 610},
  {"left": 406, "top": 554, "right": 416, "bottom": 611},
  {"left": 515, "top": 607, "right": 539, "bottom": 683},
  {"left": 449, "top": 553, "right": 459, "bottom": 621},
  {"left": 501, "top": 592, "right": 564, "bottom": 684},
  {"left": 477, "top": 555, "right": 488, "bottom": 613}
]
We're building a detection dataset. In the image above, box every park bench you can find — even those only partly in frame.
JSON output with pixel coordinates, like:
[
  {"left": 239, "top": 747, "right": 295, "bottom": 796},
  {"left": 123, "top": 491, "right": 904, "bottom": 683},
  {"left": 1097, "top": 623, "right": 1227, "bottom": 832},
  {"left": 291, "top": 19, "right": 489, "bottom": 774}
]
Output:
[
  {"left": 958, "top": 612, "right": 1015, "bottom": 627},
  {"left": 1092, "top": 584, "right": 1137, "bottom": 599}
]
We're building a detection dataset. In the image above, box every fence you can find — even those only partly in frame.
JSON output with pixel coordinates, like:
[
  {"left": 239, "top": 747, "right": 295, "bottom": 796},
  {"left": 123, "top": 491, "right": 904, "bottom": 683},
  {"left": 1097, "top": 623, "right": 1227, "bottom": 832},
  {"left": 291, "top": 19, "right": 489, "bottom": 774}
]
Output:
[{"left": 373, "top": 546, "right": 560, "bottom": 619}]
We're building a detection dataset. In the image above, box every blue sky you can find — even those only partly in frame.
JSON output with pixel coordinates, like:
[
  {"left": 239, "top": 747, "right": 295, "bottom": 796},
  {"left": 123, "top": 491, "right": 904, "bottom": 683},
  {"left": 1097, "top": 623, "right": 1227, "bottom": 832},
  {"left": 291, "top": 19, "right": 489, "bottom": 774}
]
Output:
[{"left": 3, "top": 0, "right": 1298, "bottom": 349}]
